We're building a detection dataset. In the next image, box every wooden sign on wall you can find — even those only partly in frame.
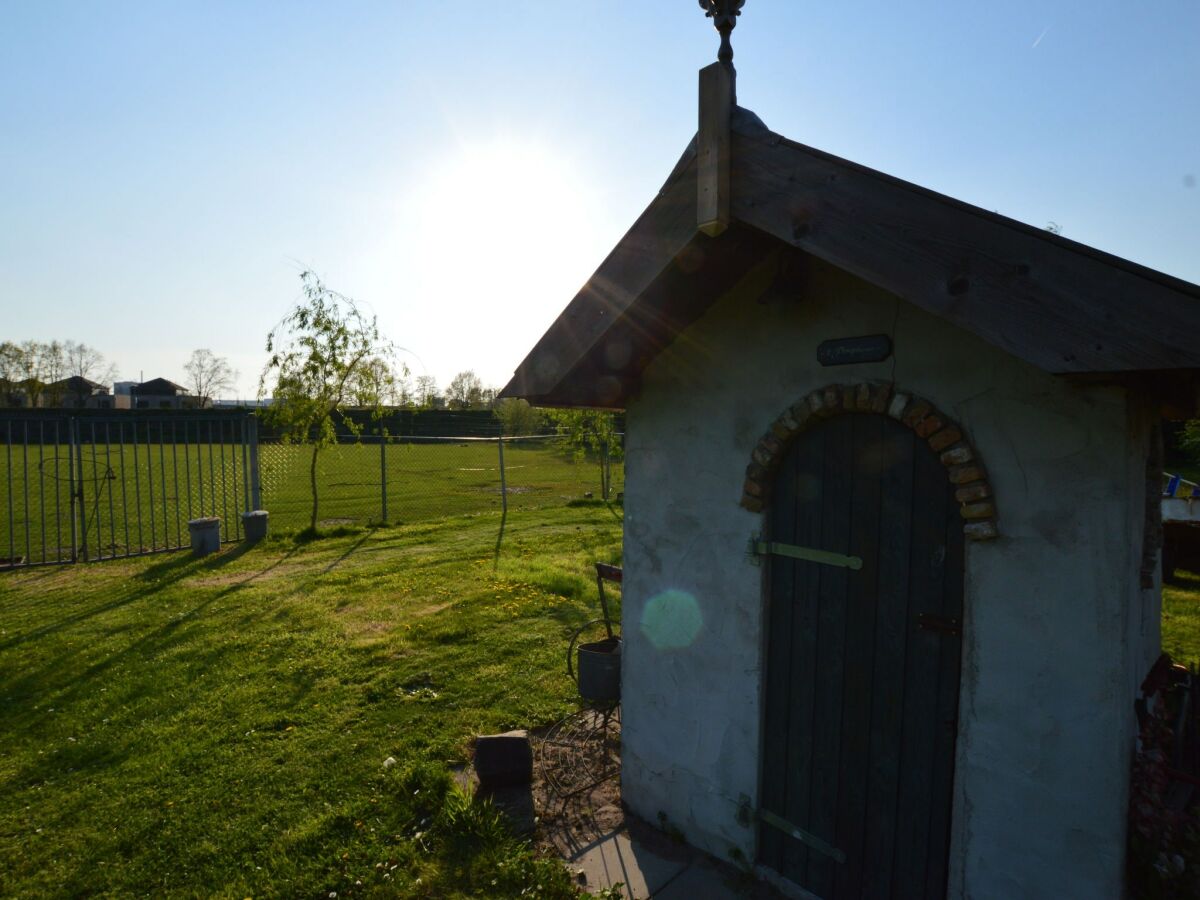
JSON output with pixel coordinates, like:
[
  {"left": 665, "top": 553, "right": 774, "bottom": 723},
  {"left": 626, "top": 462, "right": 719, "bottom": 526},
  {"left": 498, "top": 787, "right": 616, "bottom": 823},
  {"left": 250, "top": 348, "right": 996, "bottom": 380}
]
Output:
[{"left": 817, "top": 334, "right": 893, "bottom": 367}]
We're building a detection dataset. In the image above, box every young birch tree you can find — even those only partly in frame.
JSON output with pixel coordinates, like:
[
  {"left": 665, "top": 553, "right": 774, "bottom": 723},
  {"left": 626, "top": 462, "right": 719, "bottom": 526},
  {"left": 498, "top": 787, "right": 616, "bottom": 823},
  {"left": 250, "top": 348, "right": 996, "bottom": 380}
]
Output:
[{"left": 259, "top": 272, "right": 398, "bottom": 533}]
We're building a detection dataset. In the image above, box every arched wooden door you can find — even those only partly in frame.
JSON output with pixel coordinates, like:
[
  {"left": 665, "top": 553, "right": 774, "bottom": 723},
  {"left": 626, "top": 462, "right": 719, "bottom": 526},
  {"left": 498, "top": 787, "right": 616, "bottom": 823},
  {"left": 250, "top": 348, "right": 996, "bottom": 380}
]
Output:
[{"left": 758, "top": 412, "right": 964, "bottom": 899}]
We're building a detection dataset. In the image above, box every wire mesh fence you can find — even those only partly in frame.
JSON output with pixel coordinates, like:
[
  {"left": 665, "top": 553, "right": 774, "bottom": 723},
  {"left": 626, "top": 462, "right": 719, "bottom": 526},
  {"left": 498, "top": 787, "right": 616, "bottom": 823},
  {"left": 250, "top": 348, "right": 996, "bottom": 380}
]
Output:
[
  {"left": 257, "top": 433, "right": 624, "bottom": 532},
  {"left": 1, "top": 411, "right": 623, "bottom": 569}
]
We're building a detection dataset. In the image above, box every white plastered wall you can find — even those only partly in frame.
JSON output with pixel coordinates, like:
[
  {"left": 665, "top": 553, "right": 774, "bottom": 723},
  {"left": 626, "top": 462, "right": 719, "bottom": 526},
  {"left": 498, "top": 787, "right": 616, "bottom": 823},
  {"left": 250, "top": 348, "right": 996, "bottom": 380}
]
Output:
[{"left": 619, "top": 255, "right": 1160, "bottom": 899}]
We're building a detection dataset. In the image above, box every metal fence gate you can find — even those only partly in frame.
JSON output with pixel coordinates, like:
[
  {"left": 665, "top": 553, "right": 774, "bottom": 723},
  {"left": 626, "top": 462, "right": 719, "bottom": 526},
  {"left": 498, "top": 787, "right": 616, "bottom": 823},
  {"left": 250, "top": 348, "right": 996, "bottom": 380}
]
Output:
[{"left": 1, "top": 413, "right": 259, "bottom": 568}]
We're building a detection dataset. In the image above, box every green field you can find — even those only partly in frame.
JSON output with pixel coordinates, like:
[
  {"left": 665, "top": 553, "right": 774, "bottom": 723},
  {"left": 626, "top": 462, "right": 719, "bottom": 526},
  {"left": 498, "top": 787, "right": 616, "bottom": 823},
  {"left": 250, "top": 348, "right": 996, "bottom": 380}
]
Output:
[
  {"left": 259, "top": 437, "right": 620, "bottom": 532},
  {"left": 0, "top": 436, "right": 621, "bottom": 567}
]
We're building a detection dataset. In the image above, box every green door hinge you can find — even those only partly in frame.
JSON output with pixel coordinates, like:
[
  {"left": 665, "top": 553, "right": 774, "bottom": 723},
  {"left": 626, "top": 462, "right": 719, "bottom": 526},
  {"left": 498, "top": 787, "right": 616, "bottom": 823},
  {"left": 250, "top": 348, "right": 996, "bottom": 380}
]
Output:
[
  {"left": 759, "top": 808, "right": 846, "bottom": 864},
  {"left": 749, "top": 535, "right": 863, "bottom": 571}
]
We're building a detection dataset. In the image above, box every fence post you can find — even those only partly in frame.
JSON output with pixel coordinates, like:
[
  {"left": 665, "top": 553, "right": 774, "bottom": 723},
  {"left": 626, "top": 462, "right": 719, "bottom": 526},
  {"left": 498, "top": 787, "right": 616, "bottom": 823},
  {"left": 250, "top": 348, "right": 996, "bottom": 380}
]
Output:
[
  {"left": 600, "top": 439, "right": 610, "bottom": 501},
  {"left": 247, "top": 415, "right": 262, "bottom": 511},
  {"left": 5, "top": 420, "right": 14, "bottom": 564},
  {"left": 497, "top": 436, "right": 508, "bottom": 518},
  {"left": 380, "top": 434, "right": 388, "bottom": 524},
  {"left": 240, "top": 417, "right": 250, "bottom": 514},
  {"left": 73, "top": 418, "right": 88, "bottom": 562}
]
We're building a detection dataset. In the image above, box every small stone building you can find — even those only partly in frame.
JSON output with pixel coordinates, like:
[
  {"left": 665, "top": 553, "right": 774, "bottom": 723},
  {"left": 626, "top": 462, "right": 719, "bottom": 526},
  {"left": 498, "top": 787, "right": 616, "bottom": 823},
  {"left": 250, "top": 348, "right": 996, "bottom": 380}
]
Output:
[{"left": 501, "top": 51, "right": 1200, "bottom": 900}]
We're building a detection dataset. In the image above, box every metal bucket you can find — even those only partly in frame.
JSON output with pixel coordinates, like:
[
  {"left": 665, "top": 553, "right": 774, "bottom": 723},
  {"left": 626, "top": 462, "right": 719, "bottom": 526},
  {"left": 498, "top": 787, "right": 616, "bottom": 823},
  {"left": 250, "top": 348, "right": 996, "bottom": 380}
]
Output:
[
  {"left": 577, "top": 637, "right": 621, "bottom": 704},
  {"left": 187, "top": 517, "right": 221, "bottom": 556},
  {"left": 241, "top": 510, "right": 269, "bottom": 543}
]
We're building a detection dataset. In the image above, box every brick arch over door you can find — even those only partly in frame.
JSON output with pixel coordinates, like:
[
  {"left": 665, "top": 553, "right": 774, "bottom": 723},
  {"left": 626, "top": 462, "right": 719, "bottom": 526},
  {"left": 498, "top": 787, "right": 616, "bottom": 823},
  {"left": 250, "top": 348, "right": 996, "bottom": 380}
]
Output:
[{"left": 740, "top": 382, "right": 998, "bottom": 540}]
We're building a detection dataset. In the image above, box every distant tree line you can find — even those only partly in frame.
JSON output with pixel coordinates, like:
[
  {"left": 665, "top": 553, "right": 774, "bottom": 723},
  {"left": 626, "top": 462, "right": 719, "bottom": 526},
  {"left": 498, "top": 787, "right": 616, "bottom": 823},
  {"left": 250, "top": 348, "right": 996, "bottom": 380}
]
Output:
[
  {"left": 0, "top": 340, "right": 117, "bottom": 408},
  {"left": 0, "top": 339, "right": 245, "bottom": 410}
]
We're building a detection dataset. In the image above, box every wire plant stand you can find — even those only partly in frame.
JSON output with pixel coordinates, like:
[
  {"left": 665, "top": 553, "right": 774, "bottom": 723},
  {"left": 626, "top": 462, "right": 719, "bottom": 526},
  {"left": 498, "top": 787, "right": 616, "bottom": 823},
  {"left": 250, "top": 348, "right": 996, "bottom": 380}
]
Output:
[
  {"left": 536, "top": 705, "right": 622, "bottom": 800},
  {"left": 536, "top": 563, "right": 624, "bottom": 801}
]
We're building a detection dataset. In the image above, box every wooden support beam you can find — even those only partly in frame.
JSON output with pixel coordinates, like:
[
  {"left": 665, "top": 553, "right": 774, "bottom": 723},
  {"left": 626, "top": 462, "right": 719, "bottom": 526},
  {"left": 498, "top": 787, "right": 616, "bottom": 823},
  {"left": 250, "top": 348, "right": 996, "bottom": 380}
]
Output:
[{"left": 697, "top": 62, "right": 733, "bottom": 237}]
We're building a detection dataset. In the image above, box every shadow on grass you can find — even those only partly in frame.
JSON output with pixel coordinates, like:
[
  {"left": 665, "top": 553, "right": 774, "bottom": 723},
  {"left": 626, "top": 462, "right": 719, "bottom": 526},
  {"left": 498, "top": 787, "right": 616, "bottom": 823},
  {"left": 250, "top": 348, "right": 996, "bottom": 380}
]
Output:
[
  {"left": 0, "top": 544, "right": 299, "bottom": 699},
  {"left": 0, "top": 543, "right": 270, "bottom": 654},
  {"left": 323, "top": 529, "right": 376, "bottom": 574},
  {"left": 1, "top": 543, "right": 312, "bottom": 791}
]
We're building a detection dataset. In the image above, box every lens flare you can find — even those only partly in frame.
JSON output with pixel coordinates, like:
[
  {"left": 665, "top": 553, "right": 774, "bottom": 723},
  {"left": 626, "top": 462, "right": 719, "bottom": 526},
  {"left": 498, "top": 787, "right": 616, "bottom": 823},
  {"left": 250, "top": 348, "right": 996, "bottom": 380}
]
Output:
[{"left": 640, "top": 589, "right": 703, "bottom": 650}]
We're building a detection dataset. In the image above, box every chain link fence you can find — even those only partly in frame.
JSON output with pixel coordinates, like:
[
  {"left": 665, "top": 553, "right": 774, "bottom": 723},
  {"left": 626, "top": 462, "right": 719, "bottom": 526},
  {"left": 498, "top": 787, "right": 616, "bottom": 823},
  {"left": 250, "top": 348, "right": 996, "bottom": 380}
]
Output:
[{"left": 257, "top": 433, "right": 624, "bottom": 532}]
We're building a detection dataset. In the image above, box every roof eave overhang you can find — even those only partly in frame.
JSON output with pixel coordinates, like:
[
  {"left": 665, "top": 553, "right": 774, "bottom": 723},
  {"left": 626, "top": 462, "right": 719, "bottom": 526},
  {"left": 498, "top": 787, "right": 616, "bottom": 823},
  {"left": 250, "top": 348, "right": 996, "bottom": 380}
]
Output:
[
  {"left": 499, "top": 139, "right": 702, "bottom": 407},
  {"left": 503, "top": 105, "right": 1200, "bottom": 410}
]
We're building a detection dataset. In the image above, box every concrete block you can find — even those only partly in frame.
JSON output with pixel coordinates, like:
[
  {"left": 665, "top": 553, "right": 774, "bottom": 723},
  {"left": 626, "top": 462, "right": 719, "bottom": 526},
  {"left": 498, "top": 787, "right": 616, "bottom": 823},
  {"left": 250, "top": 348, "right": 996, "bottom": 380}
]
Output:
[{"left": 473, "top": 730, "right": 532, "bottom": 788}]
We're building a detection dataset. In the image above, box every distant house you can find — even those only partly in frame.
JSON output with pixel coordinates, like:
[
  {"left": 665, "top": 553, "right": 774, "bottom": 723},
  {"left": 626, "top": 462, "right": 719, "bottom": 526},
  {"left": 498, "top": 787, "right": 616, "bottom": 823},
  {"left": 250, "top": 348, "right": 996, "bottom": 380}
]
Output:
[
  {"left": 45, "top": 376, "right": 125, "bottom": 410},
  {"left": 131, "top": 378, "right": 205, "bottom": 410}
]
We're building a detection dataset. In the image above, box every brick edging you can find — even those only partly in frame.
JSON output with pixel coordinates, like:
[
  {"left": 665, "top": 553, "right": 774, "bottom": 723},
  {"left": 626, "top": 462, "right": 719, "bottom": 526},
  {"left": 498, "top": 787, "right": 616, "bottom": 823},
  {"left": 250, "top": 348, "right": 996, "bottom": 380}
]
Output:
[{"left": 740, "top": 383, "right": 998, "bottom": 540}]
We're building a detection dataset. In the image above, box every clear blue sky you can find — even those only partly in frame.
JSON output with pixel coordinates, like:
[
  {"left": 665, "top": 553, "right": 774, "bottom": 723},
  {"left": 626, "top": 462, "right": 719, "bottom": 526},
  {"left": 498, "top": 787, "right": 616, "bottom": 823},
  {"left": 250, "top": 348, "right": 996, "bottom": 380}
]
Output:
[{"left": 2, "top": 1, "right": 1197, "bottom": 399}]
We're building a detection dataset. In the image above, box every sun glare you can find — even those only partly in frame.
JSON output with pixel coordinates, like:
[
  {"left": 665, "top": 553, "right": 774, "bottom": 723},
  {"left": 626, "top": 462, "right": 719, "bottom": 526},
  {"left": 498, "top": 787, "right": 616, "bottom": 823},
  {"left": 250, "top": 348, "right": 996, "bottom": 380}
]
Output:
[{"left": 400, "top": 137, "right": 608, "bottom": 381}]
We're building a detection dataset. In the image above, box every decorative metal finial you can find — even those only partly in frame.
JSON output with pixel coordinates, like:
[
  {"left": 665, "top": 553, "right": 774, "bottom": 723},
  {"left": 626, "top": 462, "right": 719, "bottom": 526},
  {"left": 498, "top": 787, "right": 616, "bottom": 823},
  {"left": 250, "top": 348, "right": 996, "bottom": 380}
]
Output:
[{"left": 699, "top": 0, "right": 745, "bottom": 65}]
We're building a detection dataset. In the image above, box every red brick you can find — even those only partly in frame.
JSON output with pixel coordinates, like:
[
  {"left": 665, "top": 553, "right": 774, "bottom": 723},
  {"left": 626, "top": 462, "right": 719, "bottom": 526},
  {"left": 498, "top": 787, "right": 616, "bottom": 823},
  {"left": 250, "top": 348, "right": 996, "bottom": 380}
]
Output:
[
  {"left": 955, "top": 482, "right": 991, "bottom": 503},
  {"left": 770, "top": 420, "right": 795, "bottom": 441},
  {"left": 940, "top": 445, "right": 975, "bottom": 467},
  {"left": 821, "top": 385, "right": 842, "bottom": 415},
  {"left": 856, "top": 383, "right": 873, "bottom": 410},
  {"left": 960, "top": 502, "right": 995, "bottom": 520},
  {"left": 789, "top": 400, "right": 814, "bottom": 429},
  {"left": 948, "top": 464, "right": 986, "bottom": 485},
  {"left": 929, "top": 426, "right": 963, "bottom": 452},
  {"left": 752, "top": 433, "right": 783, "bottom": 468},
  {"left": 870, "top": 383, "right": 893, "bottom": 413},
  {"left": 741, "top": 494, "right": 764, "bottom": 513},
  {"left": 902, "top": 401, "right": 933, "bottom": 429},
  {"left": 964, "top": 520, "right": 999, "bottom": 541},
  {"left": 914, "top": 415, "right": 944, "bottom": 439}
]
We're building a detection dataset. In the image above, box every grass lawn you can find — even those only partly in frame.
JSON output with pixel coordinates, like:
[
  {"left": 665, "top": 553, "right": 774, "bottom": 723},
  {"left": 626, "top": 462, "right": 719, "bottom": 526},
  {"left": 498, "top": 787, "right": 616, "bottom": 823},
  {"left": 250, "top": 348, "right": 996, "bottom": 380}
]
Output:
[
  {"left": 1162, "top": 568, "right": 1200, "bottom": 664},
  {"left": 0, "top": 503, "right": 622, "bottom": 898},
  {"left": 7, "top": 494, "right": 1200, "bottom": 898}
]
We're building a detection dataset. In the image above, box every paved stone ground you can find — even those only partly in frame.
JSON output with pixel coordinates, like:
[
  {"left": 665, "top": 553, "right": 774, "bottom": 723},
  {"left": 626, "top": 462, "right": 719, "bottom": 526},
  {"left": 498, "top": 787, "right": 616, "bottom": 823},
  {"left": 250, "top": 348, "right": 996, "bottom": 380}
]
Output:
[
  {"left": 565, "top": 816, "right": 768, "bottom": 899},
  {"left": 468, "top": 709, "right": 788, "bottom": 898}
]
